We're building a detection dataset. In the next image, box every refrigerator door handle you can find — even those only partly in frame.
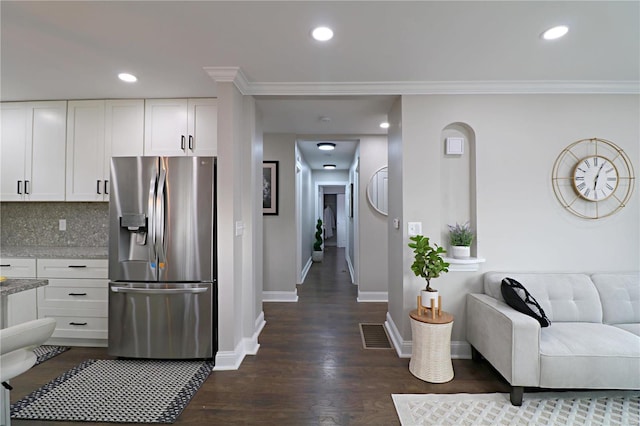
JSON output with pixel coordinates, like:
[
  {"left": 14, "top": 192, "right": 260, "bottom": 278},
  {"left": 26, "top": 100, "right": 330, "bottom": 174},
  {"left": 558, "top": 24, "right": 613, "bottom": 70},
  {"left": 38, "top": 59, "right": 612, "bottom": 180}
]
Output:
[
  {"left": 110, "top": 286, "right": 208, "bottom": 294},
  {"left": 148, "top": 176, "right": 157, "bottom": 260},
  {"left": 155, "top": 165, "right": 167, "bottom": 266}
]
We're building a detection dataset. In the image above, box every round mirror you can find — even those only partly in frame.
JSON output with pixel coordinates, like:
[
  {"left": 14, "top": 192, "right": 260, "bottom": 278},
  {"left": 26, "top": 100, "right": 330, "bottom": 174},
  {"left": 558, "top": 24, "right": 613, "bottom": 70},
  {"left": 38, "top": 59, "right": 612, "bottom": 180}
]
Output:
[{"left": 367, "top": 166, "right": 388, "bottom": 216}]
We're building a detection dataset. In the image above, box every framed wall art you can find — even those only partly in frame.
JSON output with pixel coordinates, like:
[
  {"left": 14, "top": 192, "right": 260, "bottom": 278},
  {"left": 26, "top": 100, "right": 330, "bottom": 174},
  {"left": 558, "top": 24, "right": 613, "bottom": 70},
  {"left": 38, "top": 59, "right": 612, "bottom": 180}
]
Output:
[{"left": 263, "top": 161, "right": 279, "bottom": 215}]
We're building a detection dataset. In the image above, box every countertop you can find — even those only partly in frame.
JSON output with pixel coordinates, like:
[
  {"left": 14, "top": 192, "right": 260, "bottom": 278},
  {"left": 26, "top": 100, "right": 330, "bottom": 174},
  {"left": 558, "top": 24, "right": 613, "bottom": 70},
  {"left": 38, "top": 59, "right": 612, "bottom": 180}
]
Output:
[
  {"left": 0, "top": 278, "right": 48, "bottom": 296},
  {"left": 0, "top": 246, "right": 108, "bottom": 259}
]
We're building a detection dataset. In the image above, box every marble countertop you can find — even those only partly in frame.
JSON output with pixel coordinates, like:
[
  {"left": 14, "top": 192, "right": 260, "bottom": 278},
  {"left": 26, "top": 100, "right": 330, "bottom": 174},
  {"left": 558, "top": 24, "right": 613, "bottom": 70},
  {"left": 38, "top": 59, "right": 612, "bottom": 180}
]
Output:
[
  {"left": 0, "top": 246, "right": 108, "bottom": 259},
  {"left": 0, "top": 278, "right": 48, "bottom": 296}
]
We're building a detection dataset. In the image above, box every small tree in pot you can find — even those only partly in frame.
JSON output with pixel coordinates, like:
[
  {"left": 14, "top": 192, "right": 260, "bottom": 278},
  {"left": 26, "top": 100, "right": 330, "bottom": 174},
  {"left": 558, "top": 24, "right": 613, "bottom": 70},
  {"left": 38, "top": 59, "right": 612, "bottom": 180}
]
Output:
[
  {"left": 312, "top": 219, "right": 324, "bottom": 262},
  {"left": 408, "top": 235, "right": 449, "bottom": 308}
]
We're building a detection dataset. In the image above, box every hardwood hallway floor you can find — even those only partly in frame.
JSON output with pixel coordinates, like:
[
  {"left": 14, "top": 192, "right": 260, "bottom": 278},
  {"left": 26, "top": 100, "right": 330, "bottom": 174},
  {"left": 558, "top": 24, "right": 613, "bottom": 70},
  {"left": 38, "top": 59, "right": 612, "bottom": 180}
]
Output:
[{"left": 11, "top": 247, "right": 510, "bottom": 425}]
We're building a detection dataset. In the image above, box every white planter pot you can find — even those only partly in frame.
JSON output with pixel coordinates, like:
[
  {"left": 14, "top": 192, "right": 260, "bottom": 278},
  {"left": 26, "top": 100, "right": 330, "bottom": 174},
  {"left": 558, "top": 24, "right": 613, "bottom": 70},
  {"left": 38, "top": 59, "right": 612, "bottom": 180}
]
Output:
[
  {"left": 451, "top": 245, "right": 471, "bottom": 259},
  {"left": 420, "top": 290, "right": 439, "bottom": 309},
  {"left": 312, "top": 251, "right": 323, "bottom": 262}
]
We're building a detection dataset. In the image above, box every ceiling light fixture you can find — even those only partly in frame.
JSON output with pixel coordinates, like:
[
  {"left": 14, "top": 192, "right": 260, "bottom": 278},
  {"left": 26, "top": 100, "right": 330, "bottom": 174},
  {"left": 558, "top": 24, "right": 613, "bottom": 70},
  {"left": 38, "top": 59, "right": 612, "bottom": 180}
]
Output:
[
  {"left": 118, "top": 72, "right": 137, "bottom": 83},
  {"left": 380, "top": 122, "right": 390, "bottom": 129},
  {"left": 317, "top": 142, "right": 336, "bottom": 151},
  {"left": 542, "top": 25, "right": 569, "bottom": 40},
  {"left": 312, "top": 26, "right": 334, "bottom": 42},
  {"left": 323, "top": 164, "right": 336, "bottom": 170}
]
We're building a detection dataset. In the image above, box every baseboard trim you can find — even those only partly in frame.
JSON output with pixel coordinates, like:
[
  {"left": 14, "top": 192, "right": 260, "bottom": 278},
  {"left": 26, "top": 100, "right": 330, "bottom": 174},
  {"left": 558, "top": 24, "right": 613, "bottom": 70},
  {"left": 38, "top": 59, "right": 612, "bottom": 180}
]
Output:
[
  {"left": 346, "top": 253, "right": 355, "bottom": 284},
  {"left": 263, "top": 290, "right": 299, "bottom": 302},
  {"left": 214, "top": 311, "right": 266, "bottom": 370},
  {"left": 357, "top": 291, "right": 388, "bottom": 302},
  {"left": 299, "top": 257, "right": 313, "bottom": 284},
  {"left": 384, "top": 312, "right": 472, "bottom": 359}
]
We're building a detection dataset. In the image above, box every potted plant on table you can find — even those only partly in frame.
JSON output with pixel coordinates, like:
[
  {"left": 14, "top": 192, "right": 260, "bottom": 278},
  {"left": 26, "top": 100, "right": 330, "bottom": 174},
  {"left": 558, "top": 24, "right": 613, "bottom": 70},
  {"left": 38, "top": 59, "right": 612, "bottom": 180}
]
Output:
[
  {"left": 448, "top": 221, "right": 473, "bottom": 259},
  {"left": 312, "top": 218, "right": 324, "bottom": 262},
  {"left": 408, "top": 235, "right": 449, "bottom": 308}
]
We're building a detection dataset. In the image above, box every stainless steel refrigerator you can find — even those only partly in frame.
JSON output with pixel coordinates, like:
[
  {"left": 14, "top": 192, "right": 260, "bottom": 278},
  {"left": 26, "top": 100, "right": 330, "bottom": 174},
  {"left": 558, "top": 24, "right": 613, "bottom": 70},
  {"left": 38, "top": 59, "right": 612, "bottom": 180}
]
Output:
[{"left": 108, "top": 156, "right": 216, "bottom": 360}]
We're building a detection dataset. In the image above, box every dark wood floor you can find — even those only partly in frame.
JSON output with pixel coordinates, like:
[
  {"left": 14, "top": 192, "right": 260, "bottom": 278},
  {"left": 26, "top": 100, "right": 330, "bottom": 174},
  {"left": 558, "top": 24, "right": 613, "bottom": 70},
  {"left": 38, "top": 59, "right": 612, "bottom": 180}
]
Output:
[{"left": 11, "top": 247, "right": 510, "bottom": 425}]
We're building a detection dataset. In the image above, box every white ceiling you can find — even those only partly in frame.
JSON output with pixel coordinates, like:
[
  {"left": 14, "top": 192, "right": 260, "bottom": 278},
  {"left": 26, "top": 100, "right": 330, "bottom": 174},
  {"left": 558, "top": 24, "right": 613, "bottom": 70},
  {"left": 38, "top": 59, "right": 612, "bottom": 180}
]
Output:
[{"left": 2, "top": 1, "right": 638, "bottom": 169}]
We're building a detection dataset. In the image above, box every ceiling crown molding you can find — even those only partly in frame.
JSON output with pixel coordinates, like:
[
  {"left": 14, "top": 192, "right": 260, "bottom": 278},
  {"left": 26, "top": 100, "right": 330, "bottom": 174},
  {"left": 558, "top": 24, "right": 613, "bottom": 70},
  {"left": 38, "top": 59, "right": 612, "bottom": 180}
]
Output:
[
  {"left": 206, "top": 67, "right": 639, "bottom": 96},
  {"left": 204, "top": 67, "right": 250, "bottom": 95}
]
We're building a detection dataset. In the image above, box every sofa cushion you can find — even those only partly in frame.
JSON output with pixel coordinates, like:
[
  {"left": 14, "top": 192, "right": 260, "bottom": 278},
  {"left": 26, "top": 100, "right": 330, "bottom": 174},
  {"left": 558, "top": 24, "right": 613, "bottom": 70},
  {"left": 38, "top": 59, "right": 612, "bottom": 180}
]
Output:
[
  {"left": 538, "top": 323, "right": 640, "bottom": 389},
  {"left": 484, "top": 272, "right": 602, "bottom": 323},
  {"left": 501, "top": 278, "right": 551, "bottom": 327},
  {"left": 613, "top": 323, "right": 640, "bottom": 337},
  {"left": 590, "top": 273, "right": 640, "bottom": 325}
]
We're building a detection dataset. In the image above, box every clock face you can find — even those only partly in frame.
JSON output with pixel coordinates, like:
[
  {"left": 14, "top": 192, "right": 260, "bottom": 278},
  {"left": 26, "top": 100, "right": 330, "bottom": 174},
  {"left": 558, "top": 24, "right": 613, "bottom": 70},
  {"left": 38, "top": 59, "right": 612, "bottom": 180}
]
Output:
[{"left": 573, "top": 156, "right": 619, "bottom": 201}]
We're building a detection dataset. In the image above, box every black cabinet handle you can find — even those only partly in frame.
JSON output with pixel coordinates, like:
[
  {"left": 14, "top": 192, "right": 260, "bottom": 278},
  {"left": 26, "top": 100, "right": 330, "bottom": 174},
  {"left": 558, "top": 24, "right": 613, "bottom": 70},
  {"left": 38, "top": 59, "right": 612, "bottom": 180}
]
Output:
[
  {"left": 105, "top": 180, "right": 109, "bottom": 195},
  {"left": 24, "top": 180, "right": 29, "bottom": 194},
  {"left": 0, "top": 264, "right": 10, "bottom": 267},
  {"left": 69, "top": 322, "right": 87, "bottom": 326},
  {"left": 68, "top": 292, "right": 87, "bottom": 296},
  {"left": 188, "top": 135, "right": 194, "bottom": 150},
  {"left": 17, "top": 180, "right": 22, "bottom": 194},
  {"left": 181, "top": 135, "right": 186, "bottom": 150},
  {"left": 97, "top": 180, "right": 102, "bottom": 194},
  {"left": 68, "top": 265, "right": 87, "bottom": 268}
]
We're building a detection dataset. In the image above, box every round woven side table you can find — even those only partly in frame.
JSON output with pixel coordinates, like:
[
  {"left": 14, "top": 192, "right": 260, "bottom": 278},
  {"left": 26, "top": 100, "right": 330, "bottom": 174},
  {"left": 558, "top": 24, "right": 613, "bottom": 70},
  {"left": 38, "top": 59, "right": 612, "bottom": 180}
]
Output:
[{"left": 409, "top": 309, "right": 454, "bottom": 383}]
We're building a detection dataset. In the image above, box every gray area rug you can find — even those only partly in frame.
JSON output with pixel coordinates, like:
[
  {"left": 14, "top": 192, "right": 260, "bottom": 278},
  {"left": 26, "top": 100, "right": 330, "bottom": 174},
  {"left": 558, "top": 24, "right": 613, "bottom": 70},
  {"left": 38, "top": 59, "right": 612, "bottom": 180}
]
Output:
[
  {"left": 33, "top": 345, "right": 70, "bottom": 365},
  {"left": 392, "top": 391, "right": 640, "bottom": 426},
  {"left": 11, "top": 359, "right": 215, "bottom": 423}
]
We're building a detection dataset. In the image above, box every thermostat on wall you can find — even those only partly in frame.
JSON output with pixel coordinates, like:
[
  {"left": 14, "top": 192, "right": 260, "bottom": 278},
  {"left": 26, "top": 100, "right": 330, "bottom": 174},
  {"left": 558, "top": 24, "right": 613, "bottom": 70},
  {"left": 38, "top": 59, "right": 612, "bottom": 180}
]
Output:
[{"left": 445, "top": 137, "right": 464, "bottom": 155}]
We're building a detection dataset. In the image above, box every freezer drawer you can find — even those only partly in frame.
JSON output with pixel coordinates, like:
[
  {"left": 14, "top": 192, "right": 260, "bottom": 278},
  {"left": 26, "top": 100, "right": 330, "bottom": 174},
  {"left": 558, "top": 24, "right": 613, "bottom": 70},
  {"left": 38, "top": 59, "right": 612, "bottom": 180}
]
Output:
[{"left": 108, "top": 282, "right": 214, "bottom": 359}]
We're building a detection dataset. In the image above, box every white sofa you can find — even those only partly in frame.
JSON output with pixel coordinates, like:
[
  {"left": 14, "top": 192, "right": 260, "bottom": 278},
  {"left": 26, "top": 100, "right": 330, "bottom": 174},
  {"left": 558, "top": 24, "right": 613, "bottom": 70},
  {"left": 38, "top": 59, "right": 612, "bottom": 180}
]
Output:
[{"left": 466, "top": 272, "right": 640, "bottom": 405}]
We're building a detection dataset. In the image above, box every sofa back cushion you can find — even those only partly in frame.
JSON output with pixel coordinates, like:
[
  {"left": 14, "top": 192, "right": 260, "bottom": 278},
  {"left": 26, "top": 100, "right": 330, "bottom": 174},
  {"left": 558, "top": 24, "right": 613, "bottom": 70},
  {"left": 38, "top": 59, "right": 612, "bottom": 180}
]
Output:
[
  {"left": 590, "top": 273, "right": 640, "bottom": 325},
  {"left": 484, "top": 272, "right": 602, "bottom": 323}
]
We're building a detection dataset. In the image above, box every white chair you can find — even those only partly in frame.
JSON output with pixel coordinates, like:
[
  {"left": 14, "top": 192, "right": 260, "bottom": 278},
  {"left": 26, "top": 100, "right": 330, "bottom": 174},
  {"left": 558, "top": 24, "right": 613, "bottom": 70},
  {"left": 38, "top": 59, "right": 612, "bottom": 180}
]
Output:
[{"left": 0, "top": 318, "right": 56, "bottom": 426}]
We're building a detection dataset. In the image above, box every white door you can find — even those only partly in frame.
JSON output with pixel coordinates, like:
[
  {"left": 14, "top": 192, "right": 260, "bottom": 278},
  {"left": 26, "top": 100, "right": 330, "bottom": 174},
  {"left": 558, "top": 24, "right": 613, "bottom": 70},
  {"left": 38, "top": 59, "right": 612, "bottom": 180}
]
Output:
[
  {"left": 337, "top": 194, "right": 346, "bottom": 247},
  {"left": 0, "top": 103, "right": 29, "bottom": 201},
  {"left": 144, "top": 99, "right": 188, "bottom": 156},
  {"left": 188, "top": 99, "right": 217, "bottom": 156}
]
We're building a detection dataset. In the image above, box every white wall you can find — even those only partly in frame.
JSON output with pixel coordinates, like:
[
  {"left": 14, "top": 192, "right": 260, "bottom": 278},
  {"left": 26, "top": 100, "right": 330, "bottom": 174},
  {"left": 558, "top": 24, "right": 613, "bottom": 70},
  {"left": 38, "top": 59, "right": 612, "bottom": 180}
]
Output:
[
  {"left": 387, "top": 93, "right": 640, "bottom": 357},
  {"left": 263, "top": 133, "right": 298, "bottom": 300},
  {"left": 357, "top": 136, "right": 389, "bottom": 301}
]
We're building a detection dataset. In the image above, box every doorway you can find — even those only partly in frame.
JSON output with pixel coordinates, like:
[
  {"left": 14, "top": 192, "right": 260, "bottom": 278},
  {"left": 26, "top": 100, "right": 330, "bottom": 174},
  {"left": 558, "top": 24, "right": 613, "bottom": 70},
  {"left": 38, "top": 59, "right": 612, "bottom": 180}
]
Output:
[{"left": 319, "top": 185, "right": 347, "bottom": 249}]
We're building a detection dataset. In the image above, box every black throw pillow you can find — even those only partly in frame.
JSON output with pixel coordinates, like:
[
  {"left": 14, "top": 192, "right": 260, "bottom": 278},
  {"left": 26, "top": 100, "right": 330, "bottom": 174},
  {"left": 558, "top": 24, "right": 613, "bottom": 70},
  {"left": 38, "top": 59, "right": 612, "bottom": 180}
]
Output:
[{"left": 501, "top": 277, "right": 551, "bottom": 327}]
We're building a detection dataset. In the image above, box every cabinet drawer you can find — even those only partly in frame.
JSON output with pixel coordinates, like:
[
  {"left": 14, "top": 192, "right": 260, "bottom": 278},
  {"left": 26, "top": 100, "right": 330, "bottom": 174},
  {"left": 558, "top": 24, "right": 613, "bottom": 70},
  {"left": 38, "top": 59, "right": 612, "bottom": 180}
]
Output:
[
  {"left": 39, "top": 309, "right": 108, "bottom": 340},
  {"left": 0, "top": 258, "right": 36, "bottom": 277},
  {"left": 37, "top": 258, "right": 108, "bottom": 279},
  {"left": 37, "top": 281, "right": 107, "bottom": 313}
]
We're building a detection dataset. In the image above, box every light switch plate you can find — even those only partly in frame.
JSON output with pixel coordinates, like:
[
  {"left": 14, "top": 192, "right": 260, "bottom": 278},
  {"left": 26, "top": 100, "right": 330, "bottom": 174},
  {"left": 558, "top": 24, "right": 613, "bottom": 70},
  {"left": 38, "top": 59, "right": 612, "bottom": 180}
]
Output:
[
  {"left": 235, "top": 221, "right": 244, "bottom": 236},
  {"left": 393, "top": 218, "right": 400, "bottom": 229},
  {"left": 59, "top": 219, "right": 66, "bottom": 231},
  {"left": 408, "top": 222, "right": 422, "bottom": 236}
]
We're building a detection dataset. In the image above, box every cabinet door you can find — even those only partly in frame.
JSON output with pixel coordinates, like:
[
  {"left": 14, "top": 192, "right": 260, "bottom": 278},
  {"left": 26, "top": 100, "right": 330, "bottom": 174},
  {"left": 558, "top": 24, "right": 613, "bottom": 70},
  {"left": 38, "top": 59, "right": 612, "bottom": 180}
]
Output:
[
  {"left": 104, "top": 100, "right": 144, "bottom": 199},
  {"left": 29, "top": 101, "right": 67, "bottom": 201},
  {"left": 144, "top": 99, "right": 188, "bottom": 156},
  {"left": 66, "top": 100, "right": 106, "bottom": 201},
  {"left": 7, "top": 289, "right": 38, "bottom": 327},
  {"left": 0, "top": 103, "right": 29, "bottom": 201},
  {"left": 187, "top": 99, "right": 217, "bottom": 156}
]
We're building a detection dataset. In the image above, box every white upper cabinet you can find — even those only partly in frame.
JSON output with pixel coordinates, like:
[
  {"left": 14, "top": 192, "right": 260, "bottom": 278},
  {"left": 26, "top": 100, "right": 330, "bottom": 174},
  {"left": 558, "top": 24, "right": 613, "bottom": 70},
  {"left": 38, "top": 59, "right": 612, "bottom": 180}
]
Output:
[
  {"left": 144, "top": 98, "right": 217, "bottom": 156},
  {"left": 0, "top": 101, "right": 67, "bottom": 201},
  {"left": 66, "top": 100, "right": 144, "bottom": 201}
]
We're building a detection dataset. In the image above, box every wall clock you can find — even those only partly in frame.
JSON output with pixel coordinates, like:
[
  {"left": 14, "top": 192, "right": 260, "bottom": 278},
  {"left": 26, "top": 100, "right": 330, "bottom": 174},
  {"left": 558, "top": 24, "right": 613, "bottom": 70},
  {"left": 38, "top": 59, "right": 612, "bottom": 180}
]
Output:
[{"left": 551, "top": 138, "right": 635, "bottom": 219}]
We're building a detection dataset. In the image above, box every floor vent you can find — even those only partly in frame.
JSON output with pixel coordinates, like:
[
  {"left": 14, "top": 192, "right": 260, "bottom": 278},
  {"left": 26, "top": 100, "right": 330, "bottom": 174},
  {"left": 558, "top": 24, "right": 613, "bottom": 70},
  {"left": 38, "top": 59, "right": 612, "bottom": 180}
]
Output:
[{"left": 359, "top": 323, "right": 392, "bottom": 349}]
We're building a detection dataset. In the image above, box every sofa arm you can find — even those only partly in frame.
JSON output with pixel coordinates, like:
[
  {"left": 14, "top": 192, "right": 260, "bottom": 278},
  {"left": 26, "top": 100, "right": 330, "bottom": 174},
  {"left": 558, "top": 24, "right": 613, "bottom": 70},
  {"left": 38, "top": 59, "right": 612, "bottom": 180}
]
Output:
[{"left": 466, "top": 293, "right": 541, "bottom": 387}]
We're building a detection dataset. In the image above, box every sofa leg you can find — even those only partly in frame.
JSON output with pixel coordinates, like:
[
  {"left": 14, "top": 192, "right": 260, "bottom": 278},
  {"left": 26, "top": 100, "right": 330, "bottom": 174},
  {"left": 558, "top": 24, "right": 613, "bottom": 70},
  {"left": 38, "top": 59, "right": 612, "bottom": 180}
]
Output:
[
  {"left": 510, "top": 386, "right": 524, "bottom": 406},
  {"left": 470, "top": 345, "right": 483, "bottom": 361}
]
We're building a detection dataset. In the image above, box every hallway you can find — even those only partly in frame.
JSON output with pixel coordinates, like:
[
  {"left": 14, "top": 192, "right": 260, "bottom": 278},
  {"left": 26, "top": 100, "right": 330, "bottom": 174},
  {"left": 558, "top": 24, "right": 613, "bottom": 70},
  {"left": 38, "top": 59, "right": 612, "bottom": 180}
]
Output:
[{"left": 10, "top": 247, "right": 510, "bottom": 425}]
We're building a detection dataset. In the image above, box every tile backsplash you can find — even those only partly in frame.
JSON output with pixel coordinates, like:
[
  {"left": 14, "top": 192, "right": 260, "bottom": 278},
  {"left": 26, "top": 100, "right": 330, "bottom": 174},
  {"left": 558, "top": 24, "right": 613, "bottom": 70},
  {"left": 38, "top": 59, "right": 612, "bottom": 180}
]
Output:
[{"left": 0, "top": 202, "right": 108, "bottom": 247}]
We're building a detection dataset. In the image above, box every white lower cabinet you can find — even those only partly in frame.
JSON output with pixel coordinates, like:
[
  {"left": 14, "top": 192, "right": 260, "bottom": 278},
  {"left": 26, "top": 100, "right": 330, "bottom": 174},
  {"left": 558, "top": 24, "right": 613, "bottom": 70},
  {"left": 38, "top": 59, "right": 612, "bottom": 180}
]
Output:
[
  {"left": 36, "top": 258, "right": 108, "bottom": 346},
  {"left": 0, "top": 258, "right": 38, "bottom": 327}
]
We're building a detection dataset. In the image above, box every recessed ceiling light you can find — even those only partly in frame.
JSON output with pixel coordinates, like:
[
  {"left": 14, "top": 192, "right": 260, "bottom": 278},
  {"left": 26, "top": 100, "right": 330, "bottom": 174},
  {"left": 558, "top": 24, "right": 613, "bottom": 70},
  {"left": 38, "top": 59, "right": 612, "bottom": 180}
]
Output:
[
  {"left": 323, "top": 164, "right": 336, "bottom": 170},
  {"left": 542, "top": 25, "right": 569, "bottom": 40},
  {"left": 312, "top": 26, "right": 334, "bottom": 42},
  {"left": 380, "top": 122, "right": 390, "bottom": 129},
  {"left": 118, "top": 72, "right": 137, "bottom": 83},
  {"left": 317, "top": 142, "right": 336, "bottom": 151}
]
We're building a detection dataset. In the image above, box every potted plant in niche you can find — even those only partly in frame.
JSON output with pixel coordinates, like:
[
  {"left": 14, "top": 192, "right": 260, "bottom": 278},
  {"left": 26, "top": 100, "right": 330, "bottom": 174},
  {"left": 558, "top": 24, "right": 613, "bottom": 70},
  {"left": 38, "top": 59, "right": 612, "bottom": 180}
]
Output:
[
  {"left": 408, "top": 235, "right": 449, "bottom": 308},
  {"left": 312, "top": 218, "right": 324, "bottom": 262},
  {"left": 448, "top": 221, "right": 473, "bottom": 259}
]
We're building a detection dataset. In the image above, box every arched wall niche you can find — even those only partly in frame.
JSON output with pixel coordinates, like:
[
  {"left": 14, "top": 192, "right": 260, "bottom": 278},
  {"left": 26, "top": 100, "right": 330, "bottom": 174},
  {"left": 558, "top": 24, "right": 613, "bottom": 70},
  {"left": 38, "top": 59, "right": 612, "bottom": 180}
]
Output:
[{"left": 440, "top": 122, "right": 478, "bottom": 258}]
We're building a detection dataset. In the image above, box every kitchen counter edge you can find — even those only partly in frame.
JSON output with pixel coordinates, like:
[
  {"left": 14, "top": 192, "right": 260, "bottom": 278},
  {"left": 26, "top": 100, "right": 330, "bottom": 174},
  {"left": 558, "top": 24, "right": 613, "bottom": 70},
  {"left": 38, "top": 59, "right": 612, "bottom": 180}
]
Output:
[{"left": 0, "top": 247, "right": 108, "bottom": 259}]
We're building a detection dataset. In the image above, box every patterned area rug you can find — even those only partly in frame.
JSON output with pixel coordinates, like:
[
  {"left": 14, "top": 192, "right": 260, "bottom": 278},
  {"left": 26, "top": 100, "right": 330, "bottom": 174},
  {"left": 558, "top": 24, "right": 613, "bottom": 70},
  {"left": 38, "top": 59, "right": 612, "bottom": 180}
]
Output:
[
  {"left": 11, "top": 359, "right": 215, "bottom": 423},
  {"left": 33, "top": 345, "right": 70, "bottom": 366},
  {"left": 392, "top": 391, "right": 640, "bottom": 426}
]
